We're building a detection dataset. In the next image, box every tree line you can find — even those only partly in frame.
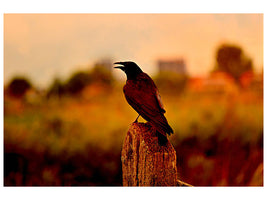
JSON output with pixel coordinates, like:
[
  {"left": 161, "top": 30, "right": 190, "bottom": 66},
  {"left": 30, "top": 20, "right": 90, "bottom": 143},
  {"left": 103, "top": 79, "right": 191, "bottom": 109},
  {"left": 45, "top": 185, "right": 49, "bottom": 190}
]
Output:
[{"left": 5, "top": 43, "right": 254, "bottom": 99}]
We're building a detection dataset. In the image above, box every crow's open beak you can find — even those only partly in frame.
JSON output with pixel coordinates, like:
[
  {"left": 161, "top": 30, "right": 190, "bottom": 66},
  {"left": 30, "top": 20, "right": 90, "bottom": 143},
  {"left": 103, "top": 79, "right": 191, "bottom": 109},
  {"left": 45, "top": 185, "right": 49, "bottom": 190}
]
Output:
[{"left": 114, "top": 62, "right": 126, "bottom": 71}]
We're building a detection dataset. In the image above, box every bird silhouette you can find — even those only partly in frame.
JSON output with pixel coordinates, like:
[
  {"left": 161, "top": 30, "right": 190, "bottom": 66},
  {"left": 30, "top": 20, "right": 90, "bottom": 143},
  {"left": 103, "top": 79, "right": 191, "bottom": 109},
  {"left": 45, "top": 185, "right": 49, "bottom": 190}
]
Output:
[{"left": 114, "top": 61, "right": 173, "bottom": 144}]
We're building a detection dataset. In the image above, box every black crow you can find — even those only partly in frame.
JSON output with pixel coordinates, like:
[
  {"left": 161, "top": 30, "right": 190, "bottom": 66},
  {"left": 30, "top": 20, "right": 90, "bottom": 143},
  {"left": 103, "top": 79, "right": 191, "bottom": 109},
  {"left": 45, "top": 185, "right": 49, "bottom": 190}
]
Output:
[{"left": 114, "top": 61, "right": 173, "bottom": 144}]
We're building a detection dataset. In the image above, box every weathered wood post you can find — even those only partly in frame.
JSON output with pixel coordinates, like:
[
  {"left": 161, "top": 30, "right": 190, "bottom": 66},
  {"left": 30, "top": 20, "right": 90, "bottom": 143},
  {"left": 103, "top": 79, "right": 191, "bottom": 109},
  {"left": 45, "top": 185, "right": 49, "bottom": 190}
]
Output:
[{"left": 121, "top": 122, "right": 190, "bottom": 186}]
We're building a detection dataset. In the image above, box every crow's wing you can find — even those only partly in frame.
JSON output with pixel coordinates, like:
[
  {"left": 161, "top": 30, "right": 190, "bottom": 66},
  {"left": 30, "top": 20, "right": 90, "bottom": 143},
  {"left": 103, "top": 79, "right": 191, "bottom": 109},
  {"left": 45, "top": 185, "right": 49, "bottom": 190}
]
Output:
[
  {"left": 123, "top": 74, "right": 164, "bottom": 118},
  {"left": 123, "top": 73, "right": 172, "bottom": 135},
  {"left": 124, "top": 88, "right": 161, "bottom": 118},
  {"left": 156, "top": 89, "right": 166, "bottom": 113}
]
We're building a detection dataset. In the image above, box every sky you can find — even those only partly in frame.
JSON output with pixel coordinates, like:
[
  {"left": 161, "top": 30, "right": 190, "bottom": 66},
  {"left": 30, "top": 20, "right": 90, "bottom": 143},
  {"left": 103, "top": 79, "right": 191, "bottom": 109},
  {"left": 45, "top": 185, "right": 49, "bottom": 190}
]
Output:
[{"left": 4, "top": 14, "right": 263, "bottom": 88}]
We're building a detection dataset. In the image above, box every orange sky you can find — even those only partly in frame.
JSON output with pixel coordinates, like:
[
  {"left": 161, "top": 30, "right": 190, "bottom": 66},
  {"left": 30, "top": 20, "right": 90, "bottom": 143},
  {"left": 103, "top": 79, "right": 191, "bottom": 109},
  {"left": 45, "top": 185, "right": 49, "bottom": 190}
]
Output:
[{"left": 4, "top": 14, "right": 263, "bottom": 88}]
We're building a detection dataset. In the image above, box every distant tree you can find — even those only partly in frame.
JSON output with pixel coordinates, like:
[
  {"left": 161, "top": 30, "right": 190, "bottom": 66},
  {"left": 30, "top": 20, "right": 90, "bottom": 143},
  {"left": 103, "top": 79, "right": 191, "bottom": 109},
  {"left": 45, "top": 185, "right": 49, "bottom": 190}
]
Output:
[
  {"left": 215, "top": 44, "right": 253, "bottom": 82},
  {"left": 47, "top": 78, "right": 66, "bottom": 98},
  {"left": 65, "top": 71, "right": 92, "bottom": 95},
  {"left": 7, "top": 77, "right": 32, "bottom": 98},
  {"left": 91, "top": 64, "right": 114, "bottom": 86},
  {"left": 58, "top": 64, "right": 115, "bottom": 97}
]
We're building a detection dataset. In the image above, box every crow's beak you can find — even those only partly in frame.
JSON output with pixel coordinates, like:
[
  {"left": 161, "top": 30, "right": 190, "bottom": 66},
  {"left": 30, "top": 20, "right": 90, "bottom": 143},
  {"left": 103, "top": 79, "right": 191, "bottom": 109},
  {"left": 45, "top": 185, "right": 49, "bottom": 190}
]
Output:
[
  {"left": 114, "top": 62, "right": 125, "bottom": 65},
  {"left": 114, "top": 62, "right": 126, "bottom": 71}
]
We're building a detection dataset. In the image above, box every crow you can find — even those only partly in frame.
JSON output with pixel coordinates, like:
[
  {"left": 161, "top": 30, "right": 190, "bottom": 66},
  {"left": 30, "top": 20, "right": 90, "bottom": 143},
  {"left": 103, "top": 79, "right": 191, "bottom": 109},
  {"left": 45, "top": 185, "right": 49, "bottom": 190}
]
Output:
[{"left": 114, "top": 61, "right": 173, "bottom": 145}]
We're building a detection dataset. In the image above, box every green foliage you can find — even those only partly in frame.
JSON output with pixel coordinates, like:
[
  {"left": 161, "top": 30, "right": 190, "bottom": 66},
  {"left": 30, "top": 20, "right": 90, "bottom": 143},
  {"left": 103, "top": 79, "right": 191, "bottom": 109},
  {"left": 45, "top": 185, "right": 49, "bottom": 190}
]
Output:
[
  {"left": 215, "top": 44, "right": 253, "bottom": 82},
  {"left": 92, "top": 64, "right": 114, "bottom": 86},
  {"left": 47, "top": 65, "right": 115, "bottom": 98},
  {"left": 47, "top": 78, "right": 66, "bottom": 98},
  {"left": 7, "top": 76, "right": 32, "bottom": 98},
  {"left": 65, "top": 71, "right": 92, "bottom": 95}
]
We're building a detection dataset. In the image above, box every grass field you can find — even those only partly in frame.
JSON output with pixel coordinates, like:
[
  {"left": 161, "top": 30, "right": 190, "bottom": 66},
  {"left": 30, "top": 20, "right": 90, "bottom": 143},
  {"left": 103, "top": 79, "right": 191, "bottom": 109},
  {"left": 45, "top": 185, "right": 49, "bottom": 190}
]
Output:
[{"left": 4, "top": 83, "right": 263, "bottom": 186}]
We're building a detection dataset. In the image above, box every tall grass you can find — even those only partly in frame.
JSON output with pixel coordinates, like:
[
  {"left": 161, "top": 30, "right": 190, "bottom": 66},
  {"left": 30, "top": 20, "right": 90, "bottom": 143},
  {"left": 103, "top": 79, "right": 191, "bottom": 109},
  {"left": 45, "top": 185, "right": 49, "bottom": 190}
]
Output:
[{"left": 4, "top": 85, "right": 263, "bottom": 186}]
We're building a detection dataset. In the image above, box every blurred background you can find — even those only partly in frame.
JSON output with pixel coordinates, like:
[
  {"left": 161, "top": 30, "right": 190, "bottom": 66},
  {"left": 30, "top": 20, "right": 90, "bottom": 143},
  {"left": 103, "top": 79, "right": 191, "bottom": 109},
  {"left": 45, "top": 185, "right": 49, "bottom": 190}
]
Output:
[{"left": 4, "top": 14, "right": 263, "bottom": 186}]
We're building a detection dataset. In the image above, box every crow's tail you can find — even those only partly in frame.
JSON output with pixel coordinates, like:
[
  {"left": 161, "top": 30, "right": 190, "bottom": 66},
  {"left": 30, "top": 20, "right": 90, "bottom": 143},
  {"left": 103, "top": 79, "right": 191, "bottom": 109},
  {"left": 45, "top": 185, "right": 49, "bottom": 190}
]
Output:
[{"left": 152, "top": 114, "right": 174, "bottom": 136}]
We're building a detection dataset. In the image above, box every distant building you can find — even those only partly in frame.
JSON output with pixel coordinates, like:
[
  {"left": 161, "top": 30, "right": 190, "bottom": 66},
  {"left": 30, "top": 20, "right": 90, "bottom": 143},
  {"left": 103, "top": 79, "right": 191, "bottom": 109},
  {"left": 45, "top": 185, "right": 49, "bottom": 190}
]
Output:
[{"left": 157, "top": 59, "right": 187, "bottom": 75}]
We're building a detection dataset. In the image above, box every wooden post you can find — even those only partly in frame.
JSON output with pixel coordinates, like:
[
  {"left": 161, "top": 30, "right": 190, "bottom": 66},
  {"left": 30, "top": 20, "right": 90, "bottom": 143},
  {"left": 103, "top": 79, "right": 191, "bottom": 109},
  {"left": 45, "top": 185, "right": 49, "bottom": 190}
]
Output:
[{"left": 121, "top": 122, "right": 191, "bottom": 186}]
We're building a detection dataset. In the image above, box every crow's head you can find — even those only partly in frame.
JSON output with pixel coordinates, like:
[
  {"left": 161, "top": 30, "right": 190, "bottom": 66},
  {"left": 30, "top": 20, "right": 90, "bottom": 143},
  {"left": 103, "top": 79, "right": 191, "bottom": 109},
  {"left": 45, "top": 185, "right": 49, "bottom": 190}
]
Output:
[{"left": 114, "top": 61, "right": 143, "bottom": 79}]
